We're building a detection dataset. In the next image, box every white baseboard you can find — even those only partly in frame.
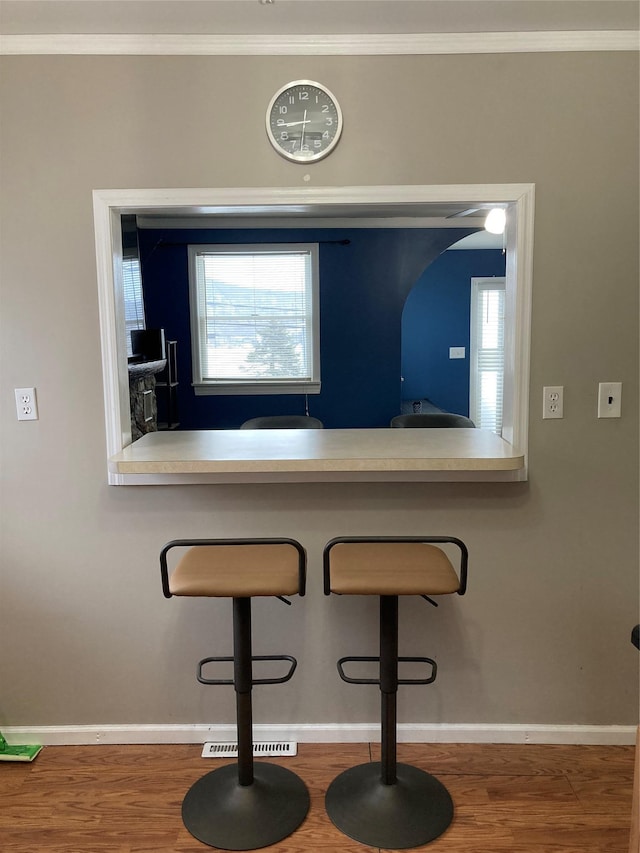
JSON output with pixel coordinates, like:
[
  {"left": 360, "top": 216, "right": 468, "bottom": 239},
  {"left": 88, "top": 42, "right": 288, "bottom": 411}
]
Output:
[{"left": 2, "top": 723, "right": 636, "bottom": 747}]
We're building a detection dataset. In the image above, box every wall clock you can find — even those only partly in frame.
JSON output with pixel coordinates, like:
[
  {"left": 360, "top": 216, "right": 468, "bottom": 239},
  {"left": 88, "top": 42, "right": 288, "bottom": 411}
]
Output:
[{"left": 266, "top": 80, "right": 343, "bottom": 163}]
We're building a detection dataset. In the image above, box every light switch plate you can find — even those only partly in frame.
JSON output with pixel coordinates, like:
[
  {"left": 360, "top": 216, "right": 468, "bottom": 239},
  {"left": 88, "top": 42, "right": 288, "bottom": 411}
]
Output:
[
  {"left": 597, "top": 382, "right": 622, "bottom": 418},
  {"left": 449, "top": 346, "right": 465, "bottom": 359}
]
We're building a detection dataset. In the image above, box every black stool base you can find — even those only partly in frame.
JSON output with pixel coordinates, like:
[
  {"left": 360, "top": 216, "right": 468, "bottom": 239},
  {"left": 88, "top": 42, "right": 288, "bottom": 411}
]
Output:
[
  {"left": 182, "top": 762, "right": 310, "bottom": 850},
  {"left": 325, "top": 761, "right": 453, "bottom": 849}
]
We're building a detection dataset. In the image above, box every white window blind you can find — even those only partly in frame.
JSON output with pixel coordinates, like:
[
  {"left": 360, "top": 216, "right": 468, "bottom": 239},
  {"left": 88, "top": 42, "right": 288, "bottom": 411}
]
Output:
[
  {"left": 189, "top": 244, "right": 320, "bottom": 395},
  {"left": 470, "top": 278, "right": 506, "bottom": 434},
  {"left": 122, "top": 257, "right": 145, "bottom": 357}
]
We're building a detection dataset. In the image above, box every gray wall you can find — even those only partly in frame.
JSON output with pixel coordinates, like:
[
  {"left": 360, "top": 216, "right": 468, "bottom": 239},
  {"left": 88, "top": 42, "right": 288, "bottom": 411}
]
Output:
[{"left": 1, "top": 53, "right": 638, "bottom": 732}]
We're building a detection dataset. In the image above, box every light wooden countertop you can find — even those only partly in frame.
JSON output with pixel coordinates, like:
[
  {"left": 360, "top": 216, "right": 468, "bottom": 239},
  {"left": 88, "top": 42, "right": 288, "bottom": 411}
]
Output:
[{"left": 108, "top": 428, "right": 526, "bottom": 484}]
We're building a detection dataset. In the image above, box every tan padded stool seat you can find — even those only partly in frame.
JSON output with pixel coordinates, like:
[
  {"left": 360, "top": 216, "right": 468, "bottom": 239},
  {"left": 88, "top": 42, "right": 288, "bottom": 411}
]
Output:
[
  {"left": 328, "top": 542, "right": 461, "bottom": 596},
  {"left": 168, "top": 543, "right": 301, "bottom": 598}
]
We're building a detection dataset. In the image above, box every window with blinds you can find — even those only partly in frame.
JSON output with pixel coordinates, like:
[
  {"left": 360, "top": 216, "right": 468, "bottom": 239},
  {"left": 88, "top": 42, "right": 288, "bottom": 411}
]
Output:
[
  {"left": 188, "top": 244, "right": 320, "bottom": 395},
  {"left": 122, "top": 257, "right": 145, "bottom": 357},
  {"left": 469, "top": 277, "right": 506, "bottom": 434}
]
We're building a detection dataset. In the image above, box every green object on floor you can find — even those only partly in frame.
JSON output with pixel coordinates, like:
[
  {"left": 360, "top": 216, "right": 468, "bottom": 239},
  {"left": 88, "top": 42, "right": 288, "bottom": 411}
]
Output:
[{"left": 0, "top": 730, "right": 42, "bottom": 762}]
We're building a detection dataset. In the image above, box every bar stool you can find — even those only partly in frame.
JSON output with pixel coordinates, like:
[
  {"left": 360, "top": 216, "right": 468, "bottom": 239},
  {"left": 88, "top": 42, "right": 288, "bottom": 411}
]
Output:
[
  {"left": 160, "top": 538, "right": 310, "bottom": 850},
  {"left": 323, "top": 535, "right": 468, "bottom": 849}
]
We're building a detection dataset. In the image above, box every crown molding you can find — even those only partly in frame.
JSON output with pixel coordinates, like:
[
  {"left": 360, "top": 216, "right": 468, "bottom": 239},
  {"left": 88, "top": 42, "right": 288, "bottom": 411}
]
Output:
[{"left": 1, "top": 30, "right": 638, "bottom": 56}]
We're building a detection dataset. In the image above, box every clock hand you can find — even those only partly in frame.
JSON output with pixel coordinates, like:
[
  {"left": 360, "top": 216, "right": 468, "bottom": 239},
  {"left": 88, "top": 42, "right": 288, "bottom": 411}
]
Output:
[
  {"left": 282, "top": 118, "right": 311, "bottom": 127},
  {"left": 301, "top": 109, "right": 307, "bottom": 149}
]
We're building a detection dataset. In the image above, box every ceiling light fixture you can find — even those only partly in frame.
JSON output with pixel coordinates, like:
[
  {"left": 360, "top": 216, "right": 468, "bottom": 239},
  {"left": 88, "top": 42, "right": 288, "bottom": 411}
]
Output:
[{"left": 484, "top": 208, "right": 506, "bottom": 235}]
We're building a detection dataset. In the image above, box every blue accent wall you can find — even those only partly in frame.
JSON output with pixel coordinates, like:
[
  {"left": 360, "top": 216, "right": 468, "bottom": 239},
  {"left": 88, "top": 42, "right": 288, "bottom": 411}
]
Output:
[
  {"left": 401, "top": 249, "right": 506, "bottom": 416},
  {"left": 138, "top": 227, "right": 478, "bottom": 429}
]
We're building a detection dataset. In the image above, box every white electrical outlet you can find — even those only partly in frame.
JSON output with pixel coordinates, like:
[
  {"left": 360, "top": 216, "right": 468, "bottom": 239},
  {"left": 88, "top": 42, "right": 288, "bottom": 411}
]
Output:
[
  {"left": 15, "top": 387, "right": 39, "bottom": 421},
  {"left": 543, "top": 385, "right": 563, "bottom": 419},
  {"left": 597, "top": 382, "right": 622, "bottom": 418}
]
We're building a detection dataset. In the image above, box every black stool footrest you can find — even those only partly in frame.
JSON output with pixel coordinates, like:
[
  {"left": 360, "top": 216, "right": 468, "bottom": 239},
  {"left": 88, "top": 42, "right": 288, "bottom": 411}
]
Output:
[
  {"left": 197, "top": 654, "right": 298, "bottom": 686},
  {"left": 337, "top": 655, "right": 437, "bottom": 685}
]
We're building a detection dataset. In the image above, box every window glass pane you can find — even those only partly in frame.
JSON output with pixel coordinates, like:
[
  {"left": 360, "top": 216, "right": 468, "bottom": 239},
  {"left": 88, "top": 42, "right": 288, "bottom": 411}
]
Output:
[
  {"left": 470, "top": 279, "right": 505, "bottom": 434},
  {"left": 190, "top": 245, "right": 318, "bottom": 390},
  {"left": 122, "top": 257, "right": 145, "bottom": 357}
]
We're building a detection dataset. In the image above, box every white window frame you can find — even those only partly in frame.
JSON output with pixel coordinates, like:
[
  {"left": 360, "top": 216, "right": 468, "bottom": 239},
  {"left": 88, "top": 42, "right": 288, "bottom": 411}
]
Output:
[
  {"left": 470, "top": 277, "right": 506, "bottom": 434},
  {"left": 188, "top": 243, "right": 321, "bottom": 395},
  {"left": 93, "top": 183, "right": 533, "bottom": 484}
]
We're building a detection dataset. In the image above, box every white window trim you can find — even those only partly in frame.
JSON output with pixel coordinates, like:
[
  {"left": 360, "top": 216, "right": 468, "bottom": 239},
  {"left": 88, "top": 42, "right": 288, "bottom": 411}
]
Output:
[
  {"left": 188, "top": 243, "right": 321, "bottom": 395},
  {"left": 93, "top": 183, "right": 533, "bottom": 484},
  {"left": 469, "top": 277, "right": 506, "bottom": 433}
]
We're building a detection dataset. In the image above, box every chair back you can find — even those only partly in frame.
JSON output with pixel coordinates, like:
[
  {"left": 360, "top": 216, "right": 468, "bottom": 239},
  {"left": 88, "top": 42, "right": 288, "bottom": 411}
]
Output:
[
  {"left": 240, "top": 415, "right": 324, "bottom": 429},
  {"left": 390, "top": 413, "right": 475, "bottom": 428}
]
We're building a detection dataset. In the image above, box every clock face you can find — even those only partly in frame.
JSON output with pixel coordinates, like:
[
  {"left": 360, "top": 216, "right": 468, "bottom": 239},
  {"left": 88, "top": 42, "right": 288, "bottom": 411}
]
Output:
[{"left": 266, "top": 81, "right": 343, "bottom": 163}]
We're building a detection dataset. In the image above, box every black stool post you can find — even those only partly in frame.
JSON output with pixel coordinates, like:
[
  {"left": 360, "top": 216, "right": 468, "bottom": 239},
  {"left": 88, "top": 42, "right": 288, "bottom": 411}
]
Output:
[
  {"left": 233, "top": 597, "right": 254, "bottom": 787},
  {"left": 380, "top": 595, "right": 398, "bottom": 786}
]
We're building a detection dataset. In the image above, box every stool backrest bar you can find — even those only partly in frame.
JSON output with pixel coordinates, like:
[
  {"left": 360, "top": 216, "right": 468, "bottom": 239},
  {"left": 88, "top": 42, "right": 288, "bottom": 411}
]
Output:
[
  {"left": 322, "top": 536, "right": 468, "bottom": 596},
  {"left": 160, "top": 537, "right": 307, "bottom": 599}
]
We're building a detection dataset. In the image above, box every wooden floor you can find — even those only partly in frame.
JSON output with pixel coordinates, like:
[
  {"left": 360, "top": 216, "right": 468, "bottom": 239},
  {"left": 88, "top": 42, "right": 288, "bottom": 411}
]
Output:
[{"left": 0, "top": 742, "right": 635, "bottom": 852}]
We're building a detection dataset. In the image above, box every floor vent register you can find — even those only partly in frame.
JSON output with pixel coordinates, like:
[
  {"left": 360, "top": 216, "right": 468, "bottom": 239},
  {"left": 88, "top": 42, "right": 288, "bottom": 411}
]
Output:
[{"left": 201, "top": 741, "right": 298, "bottom": 758}]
